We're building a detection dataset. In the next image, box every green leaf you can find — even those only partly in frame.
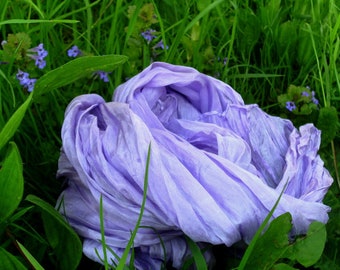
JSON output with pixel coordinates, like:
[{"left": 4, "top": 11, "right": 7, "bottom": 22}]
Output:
[
  {"left": 184, "top": 0, "right": 224, "bottom": 34},
  {"left": 33, "top": 54, "right": 128, "bottom": 97},
  {"left": 236, "top": 9, "right": 261, "bottom": 56},
  {"left": 297, "top": 23, "right": 320, "bottom": 68},
  {"left": 8, "top": 206, "right": 34, "bottom": 223},
  {"left": 0, "top": 142, "right": 24, "bottom": 223},
  {"left": 0, "top": 247, "right": 26, "bottom": 270},
  {"left": 2, "top": 32, "right": 32, "bottom": 61},
  {"left": 278, "top": 21, "right": 298, "bottom": 56},
  {"left": 0, "top": 55, "right": 127, "bottom": 150},
  {"left": 197, "top": 0, "right": 212, "bottom": 12},
  {"left": 16, "top": 241, "right": 44, "bottom": 270},
  {"left": 286, "top": 84, "right": 302, "bottom": 98},
  {"left": 184, "top": 236, "right": 208, "bottom": 270},
  {"left": 25, "top": 195, "right": 82, "bottom": 270},
  {"left": 238, "top": 182, "right": 288, "bottom": 270},
  {"left": 116, "top": 143, "right": 151, "bottom": 270},
  {"left": 272, "top": 263, "right": 298, "bottom": 270},
  {"left": 260, "top": 0, "right": 281, "bottom": 28},
  {"left": 99, "top": 195, "right": 109, "bottom": 270},
  {"left": 316, "top": 106, "right": 338, "bottom": 147},
  {"left": 0, "top": 19, "right": 78, "bottom": 26},
  {"left": 0, "top": 94, "right": 33, "bottom": 151},
  {"left": 244, "top": 213, "right": 292, "bottom": 269},
  {"left": 286, "top": 222, "right": 327, "bottom": 267}
]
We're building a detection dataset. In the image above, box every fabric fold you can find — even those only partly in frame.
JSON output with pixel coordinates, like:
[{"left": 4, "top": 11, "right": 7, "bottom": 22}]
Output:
[{"left": 57, "top": 62, "right": 333, "bottom": 269}]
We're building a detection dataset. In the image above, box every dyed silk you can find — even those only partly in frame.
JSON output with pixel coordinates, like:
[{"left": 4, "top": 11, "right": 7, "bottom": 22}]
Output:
[{"left": 57, "top": 62, "right": 333, "bottom": 269}]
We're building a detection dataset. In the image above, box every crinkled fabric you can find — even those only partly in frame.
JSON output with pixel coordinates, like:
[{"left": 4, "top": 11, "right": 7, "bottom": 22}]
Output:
[{"left": 56, "top": 62, "right": 333, "bottom": 269}]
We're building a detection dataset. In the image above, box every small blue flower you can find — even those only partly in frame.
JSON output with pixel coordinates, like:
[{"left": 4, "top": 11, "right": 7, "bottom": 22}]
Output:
[
  {"left": 217, "top": 57, "right": 228, "bottom": 66},
  {"left": 68, "top": 45, "right": 82, "bottom": 57},
  {"left": 16, "top": 70, "right": 36, "bottom": 92},
  {"left": 26, "top": 78, "right": 36, "bottom": 92},
  {"left": 141, "top": 29, "right": 157, "bottom": 43},
  {"left": 29, "top": 43, "right": 48, "bottom": 58},
  {"left": 301, "top": 91, "right": 309, "bottom": 97},
  {"left": 95, "top": 71, "right": 110, "bottom": 82},
  {"left": 27, "top": 43, "right": 48, "bottom": 69},
  {"left": 286, "top": 101, "right": 296, "bottom": 112},
  {"left": 16, "top": 70, "right": 30, "bottom": 84},
  {"left": 153, "top": 40, "right": 169, "bottom": 50},
  {"left": 311, "top": 91, "right": 319, "bottom": 105},
  {"left": 30, "top": 55, "right": 47, "bottom": 69}
]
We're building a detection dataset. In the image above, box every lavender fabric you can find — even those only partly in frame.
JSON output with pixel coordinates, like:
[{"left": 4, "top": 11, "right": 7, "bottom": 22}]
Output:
[{"left": 57, "top": 62, "right": 333, "bottom": 269}]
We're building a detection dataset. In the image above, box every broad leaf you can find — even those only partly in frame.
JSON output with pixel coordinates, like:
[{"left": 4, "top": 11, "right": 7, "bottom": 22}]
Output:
[
  {"left": 272, "top": 263, "right": 298, "bottom": 270},
  {"left": 0, "top": 55, "right": 127, "bottom": 151},
  {"left": 0, "top": 247, "right": 26, "bottom": 270},
  {"left": 316, "top": 106, "right": 338, "bottom": 147},
  {"left": 26, "top": 194, "right": 82, "bottom": 270},
  {"left": 244, "top": 213, "right": 292, "bottom": 269},
  {"left": 286, "top": 221, "right": 326, "bottom": 267},
  {"left": 33, "top": 54, "right": 128, "bottom": 97},
  {"left": 0, "top": 142, "right": 24, "bottom": 223},
  {"left": 238, "top": 183, "right": 289, "bottom": 270},
  {"left": 0, "top": 94, "right": 33, "bottom": 151}
]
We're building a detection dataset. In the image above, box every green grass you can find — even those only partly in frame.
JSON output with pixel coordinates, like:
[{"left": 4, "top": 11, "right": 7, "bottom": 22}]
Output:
[{"left": 0, "top": 0, "right": 339, "bottom": 269}]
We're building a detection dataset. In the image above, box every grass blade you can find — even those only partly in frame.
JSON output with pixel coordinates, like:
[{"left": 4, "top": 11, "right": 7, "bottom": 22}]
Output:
[
  {"left": 16, "top": 241, "right": 44, "bottom": 270},
  {"left": 237, "top": 181, "right": 288, "bottom": 270},
  {"left": 116, "top": 143, "right": 151, "bottom": 270},
  {"left": 0, "top": 94, "right": 32, "bottom": 151},
  {"left": 99, "top": 195, "right": 109, "bottom": 270},
  {"left": 0, "top": 19, "right": 78, "bottom": 26},
  {"left": 184, "top": 236, "right": 208, "bottom": 270}
]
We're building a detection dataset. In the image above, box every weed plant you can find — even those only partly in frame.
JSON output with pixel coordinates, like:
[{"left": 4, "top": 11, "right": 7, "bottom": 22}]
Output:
[{"left": 0, "top": 0, "right": 339, "bottom": 269}]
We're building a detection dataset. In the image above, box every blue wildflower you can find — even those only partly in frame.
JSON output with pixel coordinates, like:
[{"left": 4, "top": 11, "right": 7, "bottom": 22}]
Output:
[
  {"left": 26, "top": 78, "right": 37, "bottom": 92},
  {"left": 27, "top": 43, "right": 48, "bottom": 69},
  {"left": 94, "top": 71, "right": 110, "bottom": 82},
  {"left": 16, "top": 70, "right": 36, "bottom": 92},
  {"left": 312, "top": 97, "right": 319, "bottom": 105},
  {"left": 33, "top": 56, "right": 47, "bottom": 69},
  {"left": 310, "top": 91, "right": 319, "bottom": 105},
  {"left": 301, "top": 91, "right": 309, "bottom": 97},
  {"left": 29, "top": 43, "right": 48, "bottom": 58},
  {"left": 286, "top": 101, "right": 296, "bottom": 112},
  {"left": 153, "top": 40, "right": 169, "bottom": 50},
  {"left": 68, "top": 45, "right": 82, "bottom": 57},
  {"left": 141, "top": 29, "right": 157, "bottom": 43},
  {"left": 16, "top": 70, "right": 30, "bottom": 84},
  {"left": 217, "top": 57, "right": 228, "bottom": 66}
]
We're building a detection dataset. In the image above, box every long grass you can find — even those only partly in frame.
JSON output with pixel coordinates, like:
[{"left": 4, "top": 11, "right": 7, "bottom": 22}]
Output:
[{"left": 0, "top": 0, "right": 339, "bottom": 269}]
